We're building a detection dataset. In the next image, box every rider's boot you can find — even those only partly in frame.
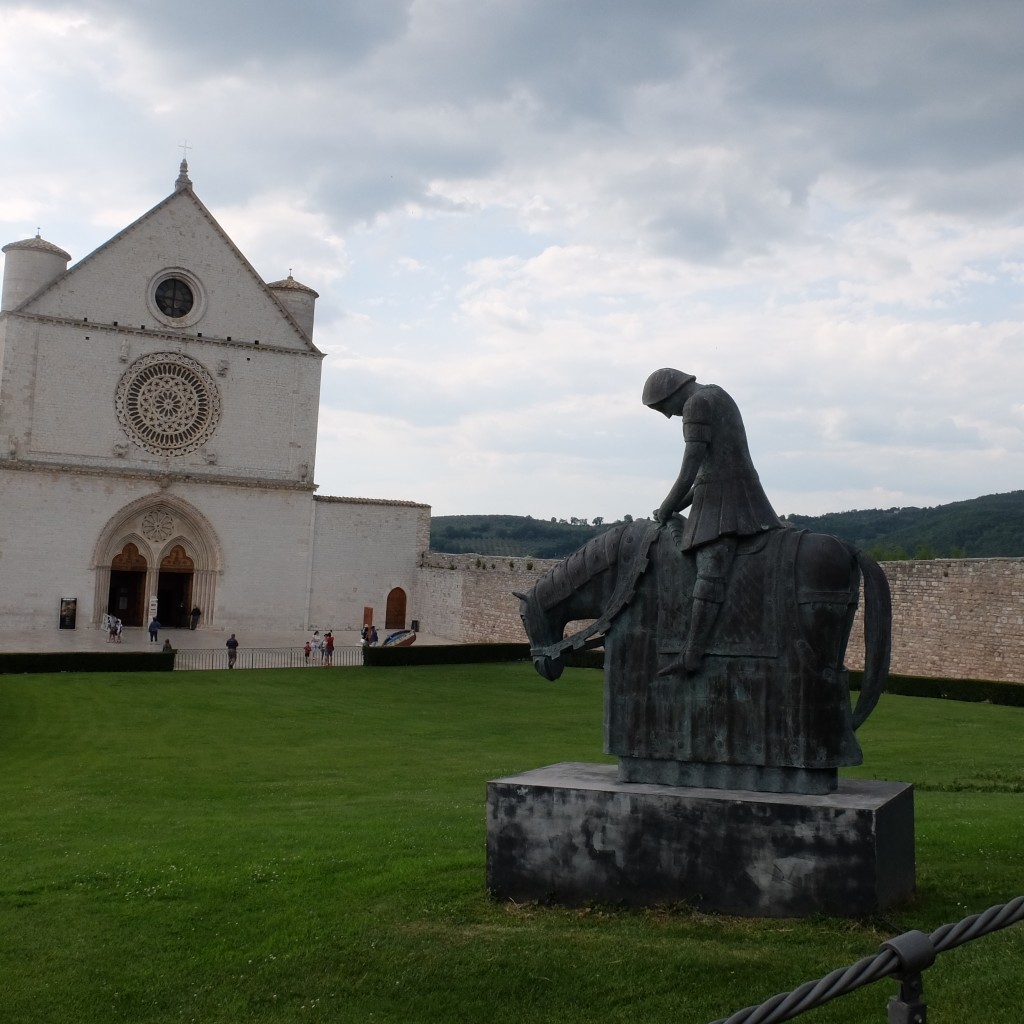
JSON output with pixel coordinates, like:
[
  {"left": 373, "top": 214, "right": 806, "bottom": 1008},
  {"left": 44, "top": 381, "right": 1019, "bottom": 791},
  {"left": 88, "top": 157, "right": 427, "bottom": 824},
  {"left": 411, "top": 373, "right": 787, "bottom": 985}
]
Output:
[{"left": 660, "top": 578, "right": 725, "bottom": 676}]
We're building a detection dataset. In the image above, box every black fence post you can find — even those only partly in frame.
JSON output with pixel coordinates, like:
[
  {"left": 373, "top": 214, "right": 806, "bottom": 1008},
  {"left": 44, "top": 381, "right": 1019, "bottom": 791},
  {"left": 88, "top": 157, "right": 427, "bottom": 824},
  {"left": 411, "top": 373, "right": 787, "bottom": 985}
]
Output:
[{"left": 880, "top": 928, "right": 936, "bottom": 1024}]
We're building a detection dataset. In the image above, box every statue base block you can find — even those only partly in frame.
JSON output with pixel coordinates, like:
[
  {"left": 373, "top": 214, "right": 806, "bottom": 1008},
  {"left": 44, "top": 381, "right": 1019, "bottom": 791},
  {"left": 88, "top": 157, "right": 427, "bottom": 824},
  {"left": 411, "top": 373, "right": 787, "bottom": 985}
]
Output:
[{"left": 486, "top": 762, "right": 914, "bottom": 917}]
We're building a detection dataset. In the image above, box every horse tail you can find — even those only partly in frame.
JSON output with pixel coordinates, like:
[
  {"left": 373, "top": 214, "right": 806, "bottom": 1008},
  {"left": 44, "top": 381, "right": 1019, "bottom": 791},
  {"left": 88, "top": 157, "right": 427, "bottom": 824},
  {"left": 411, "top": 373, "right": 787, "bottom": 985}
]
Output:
[{"left": 850, "top": 548, "right": 892, "bottom": 729}]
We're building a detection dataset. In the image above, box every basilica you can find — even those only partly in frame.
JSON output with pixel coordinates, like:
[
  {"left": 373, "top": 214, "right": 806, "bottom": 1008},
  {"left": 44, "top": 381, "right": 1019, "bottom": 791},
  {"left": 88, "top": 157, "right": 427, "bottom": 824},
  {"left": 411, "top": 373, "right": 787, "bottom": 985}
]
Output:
[{"left": 0, "top": 161, "right": 429, "bottom": 635}]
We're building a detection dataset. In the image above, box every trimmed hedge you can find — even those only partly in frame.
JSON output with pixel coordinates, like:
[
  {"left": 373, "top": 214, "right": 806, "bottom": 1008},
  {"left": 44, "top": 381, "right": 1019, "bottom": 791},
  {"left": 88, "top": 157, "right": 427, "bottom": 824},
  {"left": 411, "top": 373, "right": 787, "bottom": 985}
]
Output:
[
  {"left": 0, "top": 651, "right": 176, "bottom": 675},
  {"left": 850, "top": 670, "right": 1024, "bottom": 708},
  {"left": 363, "top": 643, "right": 531, "bottom": 667},
  {"left": 563, "top": 648, "right": 604, "bottom": 670},
  {"left": 522, "top": 650, "right": 1024, "bottom": 707}
]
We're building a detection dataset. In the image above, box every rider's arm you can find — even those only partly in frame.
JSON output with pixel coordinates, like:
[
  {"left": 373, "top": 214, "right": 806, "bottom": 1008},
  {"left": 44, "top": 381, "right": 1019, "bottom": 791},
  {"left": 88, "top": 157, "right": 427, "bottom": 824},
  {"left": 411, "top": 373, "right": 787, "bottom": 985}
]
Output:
[
  {"left": 656, "top": 439, "right": 705, "bottom": 521},
  {"left": 655, "top": 396, "right": 711, "bottom": 522}
]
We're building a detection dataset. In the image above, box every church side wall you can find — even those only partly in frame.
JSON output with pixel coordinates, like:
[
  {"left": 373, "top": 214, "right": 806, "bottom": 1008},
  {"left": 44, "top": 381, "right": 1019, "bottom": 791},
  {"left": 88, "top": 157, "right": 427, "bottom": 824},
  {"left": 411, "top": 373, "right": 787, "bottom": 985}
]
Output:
[{"left": 308, "top": 499, "right": 431, "bottom": 632}]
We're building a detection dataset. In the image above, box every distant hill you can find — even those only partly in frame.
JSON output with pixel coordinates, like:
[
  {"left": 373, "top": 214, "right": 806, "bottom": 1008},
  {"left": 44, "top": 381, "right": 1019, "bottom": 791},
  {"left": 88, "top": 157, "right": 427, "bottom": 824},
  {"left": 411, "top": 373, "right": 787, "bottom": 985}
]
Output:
[
  {"left": 431, "top": 492, "right": 1024, "bottom": 561},
  {"left": 429, "top": 514, "right": 624, "bottom": 559},
  {"left": 782, "top": 490, "right": 1024, "bottom": 559}
]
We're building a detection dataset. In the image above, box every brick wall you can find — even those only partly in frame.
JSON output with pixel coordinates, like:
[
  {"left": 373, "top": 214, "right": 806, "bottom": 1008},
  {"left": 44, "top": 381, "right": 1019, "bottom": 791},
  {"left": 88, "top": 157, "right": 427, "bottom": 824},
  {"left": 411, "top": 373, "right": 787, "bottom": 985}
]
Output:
[
  {"left": 417, "top": 552, "right": 561, "bottom": 643},
  {"left": 844, "top": 558, "right": 1024, "bottom": 683}
]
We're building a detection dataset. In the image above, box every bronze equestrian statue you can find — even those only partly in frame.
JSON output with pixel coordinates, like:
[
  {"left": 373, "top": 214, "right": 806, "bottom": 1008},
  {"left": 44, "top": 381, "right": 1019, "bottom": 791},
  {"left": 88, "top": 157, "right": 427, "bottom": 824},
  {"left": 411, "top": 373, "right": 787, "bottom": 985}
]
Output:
[{"left": 517, "top": 370, "right": 891, "bottom": 796}]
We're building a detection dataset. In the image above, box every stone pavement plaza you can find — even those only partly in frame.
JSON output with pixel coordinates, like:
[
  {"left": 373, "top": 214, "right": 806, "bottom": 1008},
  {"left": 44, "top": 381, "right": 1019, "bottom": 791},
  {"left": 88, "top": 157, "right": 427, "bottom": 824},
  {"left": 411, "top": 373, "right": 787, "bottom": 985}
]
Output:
[{"left": 0, "top": 624, "right": 452, "bottom": 655}]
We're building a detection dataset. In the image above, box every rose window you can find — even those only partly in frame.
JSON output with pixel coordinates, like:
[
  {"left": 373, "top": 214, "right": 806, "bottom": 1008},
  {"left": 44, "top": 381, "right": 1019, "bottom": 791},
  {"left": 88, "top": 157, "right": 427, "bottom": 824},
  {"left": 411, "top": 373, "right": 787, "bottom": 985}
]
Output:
[
  {"left": 141, "top": 509, "right": 174, "bottom": 542},
  {"left": 116, "top": 353, "right": 221, "bottom": 456}
]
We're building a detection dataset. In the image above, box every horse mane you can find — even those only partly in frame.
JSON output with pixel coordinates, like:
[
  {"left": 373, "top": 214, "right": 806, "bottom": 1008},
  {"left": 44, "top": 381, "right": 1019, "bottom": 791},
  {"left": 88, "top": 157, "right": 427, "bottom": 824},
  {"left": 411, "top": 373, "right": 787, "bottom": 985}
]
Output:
[
  {"left": 531, "top": 522, "right": 630, "bottom": 611},
  {"left": 525, "top": 518, "right": 663, "bottom": 660}
]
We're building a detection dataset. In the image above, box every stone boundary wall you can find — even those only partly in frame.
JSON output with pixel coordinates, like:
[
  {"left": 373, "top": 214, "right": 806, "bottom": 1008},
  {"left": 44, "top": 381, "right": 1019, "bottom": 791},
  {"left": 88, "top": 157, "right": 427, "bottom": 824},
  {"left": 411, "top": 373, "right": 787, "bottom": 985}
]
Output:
[
  {"left": 425, "top": 551, "right": 1024, "bottom": 684},
  {"left": 844, "top": 557, "right": 1024, "bottom": 683},
  {"left": 417, "top": 551, "right": 561, "bottom": 643}
]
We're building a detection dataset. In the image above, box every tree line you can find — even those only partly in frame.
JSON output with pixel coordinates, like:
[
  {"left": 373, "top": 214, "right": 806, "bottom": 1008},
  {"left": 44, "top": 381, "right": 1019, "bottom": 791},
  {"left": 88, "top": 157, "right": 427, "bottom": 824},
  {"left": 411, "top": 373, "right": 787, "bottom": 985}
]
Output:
[{"left": 431, "top": 491, "right": 1024, "bottom": 560}]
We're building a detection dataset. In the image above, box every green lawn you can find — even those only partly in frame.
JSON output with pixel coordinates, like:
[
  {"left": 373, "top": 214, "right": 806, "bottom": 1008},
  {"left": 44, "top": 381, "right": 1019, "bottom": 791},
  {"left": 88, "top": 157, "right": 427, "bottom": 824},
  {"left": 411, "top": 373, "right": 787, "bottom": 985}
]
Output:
[{"left": 0, "top": 665, "right": 1021, "bottom": 1024}]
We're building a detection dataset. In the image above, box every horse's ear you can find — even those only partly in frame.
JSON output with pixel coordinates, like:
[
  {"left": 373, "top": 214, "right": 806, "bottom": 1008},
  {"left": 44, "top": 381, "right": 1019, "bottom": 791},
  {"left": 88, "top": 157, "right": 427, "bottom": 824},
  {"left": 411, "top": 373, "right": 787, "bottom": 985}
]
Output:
[{"left": 512, "top": 591, "right": 529, "bottom": 601}]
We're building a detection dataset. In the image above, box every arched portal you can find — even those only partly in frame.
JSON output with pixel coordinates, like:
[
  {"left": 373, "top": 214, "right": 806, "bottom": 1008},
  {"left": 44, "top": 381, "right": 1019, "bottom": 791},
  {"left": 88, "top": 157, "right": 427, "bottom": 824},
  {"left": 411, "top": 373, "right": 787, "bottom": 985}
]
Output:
[
  {"left": 158, "top": 544, "right": 195, "bottom": 628},
  {"left": 92, "top": 494, "right": 222, "bottom": 628},
  {"left": 385, "top": 587, "right": 407, "bottom": 630},
  {"left": 108, "top": 542, "right": 148, "bottom": 626}
]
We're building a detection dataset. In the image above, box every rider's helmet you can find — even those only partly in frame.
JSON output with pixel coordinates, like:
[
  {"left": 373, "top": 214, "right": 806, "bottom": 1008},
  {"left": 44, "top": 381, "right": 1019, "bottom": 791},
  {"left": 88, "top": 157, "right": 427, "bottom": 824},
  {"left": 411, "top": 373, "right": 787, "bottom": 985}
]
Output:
[{"left": 642, "top": 368, "right": 696, "bottom": 408}]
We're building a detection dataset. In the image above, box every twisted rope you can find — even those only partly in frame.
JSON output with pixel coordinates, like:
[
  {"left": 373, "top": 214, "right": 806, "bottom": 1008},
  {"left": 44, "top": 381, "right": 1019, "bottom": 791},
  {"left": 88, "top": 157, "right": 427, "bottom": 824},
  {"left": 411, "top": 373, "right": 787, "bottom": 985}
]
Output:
[{"left": 708, "top": 896, "right": 1024, "bottom": 1024}]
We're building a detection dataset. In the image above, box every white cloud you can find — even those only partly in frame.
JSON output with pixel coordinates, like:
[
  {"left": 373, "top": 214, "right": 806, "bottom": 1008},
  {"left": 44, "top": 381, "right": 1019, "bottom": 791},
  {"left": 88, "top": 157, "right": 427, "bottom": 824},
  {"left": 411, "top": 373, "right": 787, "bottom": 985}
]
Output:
[{"left": 4, "top": 1, "right": 1024, "bottom": 519}]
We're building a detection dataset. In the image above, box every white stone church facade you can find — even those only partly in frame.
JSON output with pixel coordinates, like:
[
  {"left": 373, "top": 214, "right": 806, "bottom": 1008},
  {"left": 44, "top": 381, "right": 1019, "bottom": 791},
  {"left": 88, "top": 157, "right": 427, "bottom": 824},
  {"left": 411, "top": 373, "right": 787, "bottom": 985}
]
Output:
[{"left": 0, "top": 162, "right": 429, "bottom": 635}]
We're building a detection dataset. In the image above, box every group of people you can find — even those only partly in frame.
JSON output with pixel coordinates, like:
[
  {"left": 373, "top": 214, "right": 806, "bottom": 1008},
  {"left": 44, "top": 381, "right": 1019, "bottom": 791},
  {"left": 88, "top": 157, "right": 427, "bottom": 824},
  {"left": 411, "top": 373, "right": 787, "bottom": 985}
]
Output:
[
  {"left": 304, "top": 630, "right": 335, "bottom": 666},
  {"left": 300, "top": 624, "right": 382, "bottom": 665},
  {"left": 105, "top": 615, "right": 123, "bottom": 642}
]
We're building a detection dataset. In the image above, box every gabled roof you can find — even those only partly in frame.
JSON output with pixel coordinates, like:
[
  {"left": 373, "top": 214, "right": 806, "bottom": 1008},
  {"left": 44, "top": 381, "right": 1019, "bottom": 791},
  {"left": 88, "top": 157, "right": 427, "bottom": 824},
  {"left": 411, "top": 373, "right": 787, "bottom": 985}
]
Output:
[{"left": 11, "top": 162, "right": 322, "bottom": 355}]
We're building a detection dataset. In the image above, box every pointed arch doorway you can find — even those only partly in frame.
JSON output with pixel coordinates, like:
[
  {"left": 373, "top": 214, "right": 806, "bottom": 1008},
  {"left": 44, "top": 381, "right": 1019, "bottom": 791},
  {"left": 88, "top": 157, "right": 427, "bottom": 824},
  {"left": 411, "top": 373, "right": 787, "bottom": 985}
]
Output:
[
  {"left": 108, "top": 542, "right": 148, "bottom": 626},
  {"left": 157, "top": 544, "right": 194, "bottom": 628},
  {"left": 93, "top": 495, "right": 222, "bottom": 628}
]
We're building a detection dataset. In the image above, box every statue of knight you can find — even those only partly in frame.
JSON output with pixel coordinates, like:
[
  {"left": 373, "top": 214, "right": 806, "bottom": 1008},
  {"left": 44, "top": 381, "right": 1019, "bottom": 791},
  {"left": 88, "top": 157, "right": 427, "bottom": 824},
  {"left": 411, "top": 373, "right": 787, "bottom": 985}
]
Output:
[{"left": 642, "top": 368, "right": 784, "bottom": 675}]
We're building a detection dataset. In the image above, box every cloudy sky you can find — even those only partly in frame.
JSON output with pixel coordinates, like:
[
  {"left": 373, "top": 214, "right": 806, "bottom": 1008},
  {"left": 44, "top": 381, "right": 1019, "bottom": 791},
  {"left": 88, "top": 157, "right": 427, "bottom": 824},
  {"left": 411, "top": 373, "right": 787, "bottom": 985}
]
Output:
[{"left": 3, "top": 1, "right": 1024, "bottom": 520}]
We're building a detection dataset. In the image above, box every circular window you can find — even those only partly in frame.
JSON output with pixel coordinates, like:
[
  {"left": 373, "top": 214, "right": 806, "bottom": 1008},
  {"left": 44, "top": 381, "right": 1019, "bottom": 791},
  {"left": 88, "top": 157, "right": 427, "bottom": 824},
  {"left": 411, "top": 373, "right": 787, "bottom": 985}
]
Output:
[
  {"left": 154, "top": 277, "right": 194, "bottom": 318},
  {"left": 115, "top": 353, "right": 221, "bottom": 456},
  {"left": 147, "top": 268, "right": 205, "bottom": 327}
]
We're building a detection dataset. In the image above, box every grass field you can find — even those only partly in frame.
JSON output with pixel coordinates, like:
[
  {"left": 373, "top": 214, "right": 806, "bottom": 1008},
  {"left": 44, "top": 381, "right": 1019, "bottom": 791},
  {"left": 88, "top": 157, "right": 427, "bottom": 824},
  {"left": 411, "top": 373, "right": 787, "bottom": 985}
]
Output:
[{"left": 1, "top": 664, "right": 1022, "bottom": 1024}]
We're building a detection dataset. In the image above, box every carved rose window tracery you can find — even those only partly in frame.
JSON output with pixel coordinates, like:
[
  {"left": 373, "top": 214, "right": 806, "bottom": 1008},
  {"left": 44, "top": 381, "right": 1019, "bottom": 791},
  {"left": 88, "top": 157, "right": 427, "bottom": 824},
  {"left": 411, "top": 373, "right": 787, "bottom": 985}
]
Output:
[
  {"left": 141, "top": 509, "right": 174, "bottom": 542},
  {"left": 115, "top": 353, "right": 221, "bottom": 456}
]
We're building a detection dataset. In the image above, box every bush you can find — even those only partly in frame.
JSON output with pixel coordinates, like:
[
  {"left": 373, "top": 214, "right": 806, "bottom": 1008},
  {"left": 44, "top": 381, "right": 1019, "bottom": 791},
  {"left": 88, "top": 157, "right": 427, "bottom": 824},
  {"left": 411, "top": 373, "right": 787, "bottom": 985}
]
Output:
[
  {"left": 563, "top": 648, "right": 604, "bottom": 670},
  {"left": 849, "top": 670, "right": 1024, "bottom": 708},
  {"left": 363, "top": 643, "right": 531, "bottom": 667},
  {"left": 0, "top": 650, "right": 176, "bottom": 674}
]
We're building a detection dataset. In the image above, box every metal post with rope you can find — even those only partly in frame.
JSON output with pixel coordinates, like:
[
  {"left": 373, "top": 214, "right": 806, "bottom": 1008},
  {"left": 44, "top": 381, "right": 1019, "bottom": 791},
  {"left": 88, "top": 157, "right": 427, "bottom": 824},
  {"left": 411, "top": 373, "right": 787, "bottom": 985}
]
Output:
[{"left": 708, "top": 896, "right": 1024, "bottom": 1024}]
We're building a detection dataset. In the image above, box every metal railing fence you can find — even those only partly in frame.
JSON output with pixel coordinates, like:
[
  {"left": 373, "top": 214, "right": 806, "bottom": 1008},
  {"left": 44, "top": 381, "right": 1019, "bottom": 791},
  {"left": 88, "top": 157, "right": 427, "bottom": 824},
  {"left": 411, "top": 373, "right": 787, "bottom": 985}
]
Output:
[
  {"left": 709, "top": 895, "right": 1024, "bottom": 1024},
  {"left": 172, "top": 645, "right": 364, "bottom": 671}
]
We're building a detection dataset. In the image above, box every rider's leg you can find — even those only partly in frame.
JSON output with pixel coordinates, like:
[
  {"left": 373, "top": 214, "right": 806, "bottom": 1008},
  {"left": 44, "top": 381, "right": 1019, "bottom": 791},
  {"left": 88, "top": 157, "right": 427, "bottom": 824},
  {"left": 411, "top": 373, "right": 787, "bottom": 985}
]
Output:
[{"left": 662, "top": 536, "right": 737, "bottom": 674}]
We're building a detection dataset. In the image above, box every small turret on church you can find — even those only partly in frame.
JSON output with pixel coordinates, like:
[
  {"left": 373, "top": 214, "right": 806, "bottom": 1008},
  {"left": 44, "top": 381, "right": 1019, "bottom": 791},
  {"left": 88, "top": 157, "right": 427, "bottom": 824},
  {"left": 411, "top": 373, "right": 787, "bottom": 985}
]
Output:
[
  {"left": 267, "top": 272, "right": 319, "bottom": 339},
  {"left": 1, "top": 233, "right": 72, "bottom": 311}
]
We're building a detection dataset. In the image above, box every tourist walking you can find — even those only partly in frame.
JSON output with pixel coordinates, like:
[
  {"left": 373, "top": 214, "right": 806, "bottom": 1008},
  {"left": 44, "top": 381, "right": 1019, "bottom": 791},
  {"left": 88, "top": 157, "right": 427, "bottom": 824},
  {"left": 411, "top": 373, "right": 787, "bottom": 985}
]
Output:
[
  {"left": 189, "top": 606, "right": 201, "bottom": 630},
  {"left": 149, "top": 617, "right": 160, "bottom": 642},
  {"left": 323, "top": 631, "right": 334, "bottom": 666},
  {"left": 226, "top": 633, "right": 239, "bottom": 668}
]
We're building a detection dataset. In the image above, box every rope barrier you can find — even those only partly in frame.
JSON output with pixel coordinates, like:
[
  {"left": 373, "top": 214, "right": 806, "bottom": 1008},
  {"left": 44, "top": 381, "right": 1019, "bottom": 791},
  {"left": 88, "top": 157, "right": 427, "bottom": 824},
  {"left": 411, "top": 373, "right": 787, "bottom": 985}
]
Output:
[{"left": 708, "top": 896, "right": 1024, "bottom": 1024}]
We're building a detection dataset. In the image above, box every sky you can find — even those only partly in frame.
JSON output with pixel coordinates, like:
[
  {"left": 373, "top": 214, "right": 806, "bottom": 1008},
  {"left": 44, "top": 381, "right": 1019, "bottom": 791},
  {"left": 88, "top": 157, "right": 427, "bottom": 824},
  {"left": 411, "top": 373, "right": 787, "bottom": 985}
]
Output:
[{"left": 3, "top": 1, "right": 1024, "bottom": 521}]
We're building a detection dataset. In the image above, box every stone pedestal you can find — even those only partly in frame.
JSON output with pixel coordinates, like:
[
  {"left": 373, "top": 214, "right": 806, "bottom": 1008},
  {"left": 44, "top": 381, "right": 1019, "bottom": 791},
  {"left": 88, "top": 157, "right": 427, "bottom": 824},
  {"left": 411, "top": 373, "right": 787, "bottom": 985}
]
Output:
[{"left": 486, "top": 762, "right": 914, "bottom": 918}]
